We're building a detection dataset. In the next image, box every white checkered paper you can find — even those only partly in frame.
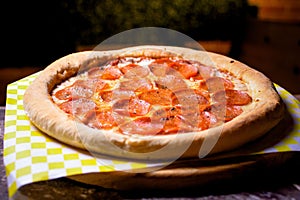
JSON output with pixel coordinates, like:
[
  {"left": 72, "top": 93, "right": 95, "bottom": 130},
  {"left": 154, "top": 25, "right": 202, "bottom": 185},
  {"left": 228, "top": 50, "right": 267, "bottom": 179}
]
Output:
[
  {"left": 3, "top": 73, "right": 160, "bottom": 198},
  {"left": 3, "top": 73, "right": 300, "bottom": 198}
]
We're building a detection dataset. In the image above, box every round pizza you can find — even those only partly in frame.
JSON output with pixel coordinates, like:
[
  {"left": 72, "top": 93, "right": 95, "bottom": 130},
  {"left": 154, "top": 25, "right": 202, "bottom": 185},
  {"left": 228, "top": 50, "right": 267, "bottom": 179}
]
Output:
[{"left": 23, "top": 45, "right": 285, "bottom": 160}]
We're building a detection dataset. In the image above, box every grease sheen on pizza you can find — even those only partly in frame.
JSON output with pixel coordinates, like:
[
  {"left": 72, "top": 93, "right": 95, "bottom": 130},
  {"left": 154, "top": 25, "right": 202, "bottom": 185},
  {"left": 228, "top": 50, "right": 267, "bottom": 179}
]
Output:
[{"left": 23, "top": 46, "right": 285, "bottom": 160}]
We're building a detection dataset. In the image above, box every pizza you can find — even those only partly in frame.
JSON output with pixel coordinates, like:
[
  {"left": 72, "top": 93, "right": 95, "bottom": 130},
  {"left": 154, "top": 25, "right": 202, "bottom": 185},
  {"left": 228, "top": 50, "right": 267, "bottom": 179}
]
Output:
[{"left": 23, "top": 45, "right": 285, "bottom": 160}]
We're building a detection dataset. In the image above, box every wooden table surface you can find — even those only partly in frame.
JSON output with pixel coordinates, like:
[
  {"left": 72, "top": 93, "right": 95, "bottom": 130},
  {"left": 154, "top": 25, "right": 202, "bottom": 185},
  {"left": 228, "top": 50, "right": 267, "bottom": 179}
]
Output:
[{"left": 1, "top": 95, "right": 300, "bottom": 200}]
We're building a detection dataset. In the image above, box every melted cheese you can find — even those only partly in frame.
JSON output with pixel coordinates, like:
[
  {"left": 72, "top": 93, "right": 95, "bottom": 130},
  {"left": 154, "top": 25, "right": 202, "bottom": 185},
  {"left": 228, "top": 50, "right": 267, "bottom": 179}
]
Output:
[{"left": 51, "top": 56, "right": 252, "bottom": 135}]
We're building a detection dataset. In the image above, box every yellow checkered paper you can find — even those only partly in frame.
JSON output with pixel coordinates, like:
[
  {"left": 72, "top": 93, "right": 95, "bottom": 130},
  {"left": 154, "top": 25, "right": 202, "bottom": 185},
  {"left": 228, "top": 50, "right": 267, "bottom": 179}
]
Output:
[
  {"left": 3, "top": 73, "right": 300, "bottom": 198},
  {"left": 262, "top": 85, "right": 300, "bottom": 153},
  {"left": 3, "top": 73, "right": 160, "bottom": 198}
]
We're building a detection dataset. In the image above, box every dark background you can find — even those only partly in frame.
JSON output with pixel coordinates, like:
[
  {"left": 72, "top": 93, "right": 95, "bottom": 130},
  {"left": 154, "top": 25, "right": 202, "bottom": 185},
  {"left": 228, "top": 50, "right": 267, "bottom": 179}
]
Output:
[
  {"left": 0, "top": 0, "right": 249, "bottom": 68},
  {"left": 1, "top": 1, "right": 79, "bottom": 68},
  {"left": 0, "top": 0, "right": 299, "bottom": 105}
]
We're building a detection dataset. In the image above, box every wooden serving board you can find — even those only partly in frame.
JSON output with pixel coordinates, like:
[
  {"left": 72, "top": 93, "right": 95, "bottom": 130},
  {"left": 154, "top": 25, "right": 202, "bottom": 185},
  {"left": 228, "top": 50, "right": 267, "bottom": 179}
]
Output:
[
  {"left": 68, "top": 152, "right": 299, "bottom": 191},
  {"left": 69, "top": 152, "right": 300, "bottom": 190},
  {"left": 68, "top": 110, "right": 300, "bottom": 190}
]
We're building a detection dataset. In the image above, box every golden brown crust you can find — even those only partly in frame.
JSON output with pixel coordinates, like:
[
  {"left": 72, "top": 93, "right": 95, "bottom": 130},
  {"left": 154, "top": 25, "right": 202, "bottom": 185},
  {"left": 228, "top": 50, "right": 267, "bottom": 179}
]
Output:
[{"left": 23, "top": 45, "right": 285, "bottom": 160}]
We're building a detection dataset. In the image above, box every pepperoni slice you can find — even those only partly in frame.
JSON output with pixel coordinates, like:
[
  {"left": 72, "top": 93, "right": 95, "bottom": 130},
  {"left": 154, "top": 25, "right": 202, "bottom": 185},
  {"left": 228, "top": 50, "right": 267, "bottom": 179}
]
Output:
[
  {"left": 159, "top": 115, "right": 182, "bottom": 134},
  {"left": 151, "top": 107, "right": 199, "bottom": 134},
  {"left": 213, "top": 89, "right": 252, "bottom": 105},
  {"left": 94, "top": 110, "right": 117, "bottom": 129},
  {"left": 151, "top": 107, "right": 184, "bottom": 134},
  {"left": 89, "top": 66, "right": 122, "bottom": 80},
  {"left": 172, "top": 90, "right": 210, "bottom": 122},
  {"left": 205, "top": 103, "right": 243, "bottom": 122},
  {"left": 112, "top": 99, "right": 133, "bottom": 116},
  {"left": 101, "top": 65, "right": 123, "bottom": 80},
  {"left": 119, "top": 117, "right": 164, "bottom": 135},
  {"left": 162, "top": 109, "right": 217, "bottom": 132},
  {"left": 200, "top": 77, "right": 234, "bottom": 91},
  {"left": 149, "top": 63, "right": 169, "bottom": 77},
  {"left": 98, "top": 91, "right": 113, "bottom": 102},
  {"left": 197, "top": 111, "right": 218, "bottom": 130},
  {"left": 152, "top": 106, "right": 182, "bottom": 121},
  {"left": 87, "top": 67, "right": 104, "bottom": 78},
  {"left": 173, "top": 89, "right": 209, "bottom": 106},
  {"left": 216, "top": 104, "right": 243, "bottom": 122},
  {"left": 119, "top": 78, "right": 153, "bottom": 92},
  {"left": 84, "top": 108, "right": 117, "bottom": 129},
  {"left": 139, "top": 89, "right": 174, "bottom": 106},
  {"left": 197, "top": 64, "right": 213, "bottom": 79},
  {"left": 150, "top": 106, "right": 219, "bottom": 133},
  {"left": 58, "top": 98, "right": 96, "bottom": 120},
  {"left": 86, "top": 79, "right": 110, "bottom": 93},
  {"left": 224, "top": 105, "right": 243, "bottom": 121},
  {"left": 120, "top": 64, "right": 149, "bottom": 78},
  {"left": 111, "top": 89, "right": 135, "bottom": 100},
  {"left": 98, "top": 89, "right": 135, "bottom": 103},
  {"left": 54, "top": 80, "right": 93, "bottom": 101},
  {"left": 168, "top": 62, "right": 198, "bottom": 79},
  {"left": 128, "top": 98, "right": 151, "bottom": 116},
  {"left": 155, "top": 75, "right": 188, "bottom": 91},
  {"left": 190, "top": 73, "right": 204, "bottom": 81},
  {"left": 54, "top": 87, "right": 73, "bottom": 101},
  {"left": 112, "top": 97, "right": 151, "bottom": 117},
  {"left": 151, "top": 57, "right": 198, "bottom": 79}
]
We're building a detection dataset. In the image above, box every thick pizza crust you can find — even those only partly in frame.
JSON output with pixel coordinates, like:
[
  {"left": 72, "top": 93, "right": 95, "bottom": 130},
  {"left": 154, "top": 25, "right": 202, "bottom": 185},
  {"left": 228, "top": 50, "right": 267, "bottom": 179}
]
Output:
[{"left": 23, "top": 45, "right": 285, "bottom": 160}]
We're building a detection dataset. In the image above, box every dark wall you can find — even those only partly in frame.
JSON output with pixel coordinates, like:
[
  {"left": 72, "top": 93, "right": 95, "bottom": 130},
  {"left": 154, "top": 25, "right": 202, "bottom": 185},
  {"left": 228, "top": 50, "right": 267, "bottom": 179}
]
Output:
[
  {"left": 1, "top": 0, "right": 249, "bottom": 68},
  {"left": 1, "top": 1, "right": 80, "bottom": 68}
]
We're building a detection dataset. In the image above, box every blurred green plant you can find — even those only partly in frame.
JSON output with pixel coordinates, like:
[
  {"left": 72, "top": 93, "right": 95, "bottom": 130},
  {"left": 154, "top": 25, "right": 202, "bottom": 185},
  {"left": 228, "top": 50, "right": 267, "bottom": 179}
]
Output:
[{"left": 62, "top": 0, "right": 248, "bottom": 45}]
